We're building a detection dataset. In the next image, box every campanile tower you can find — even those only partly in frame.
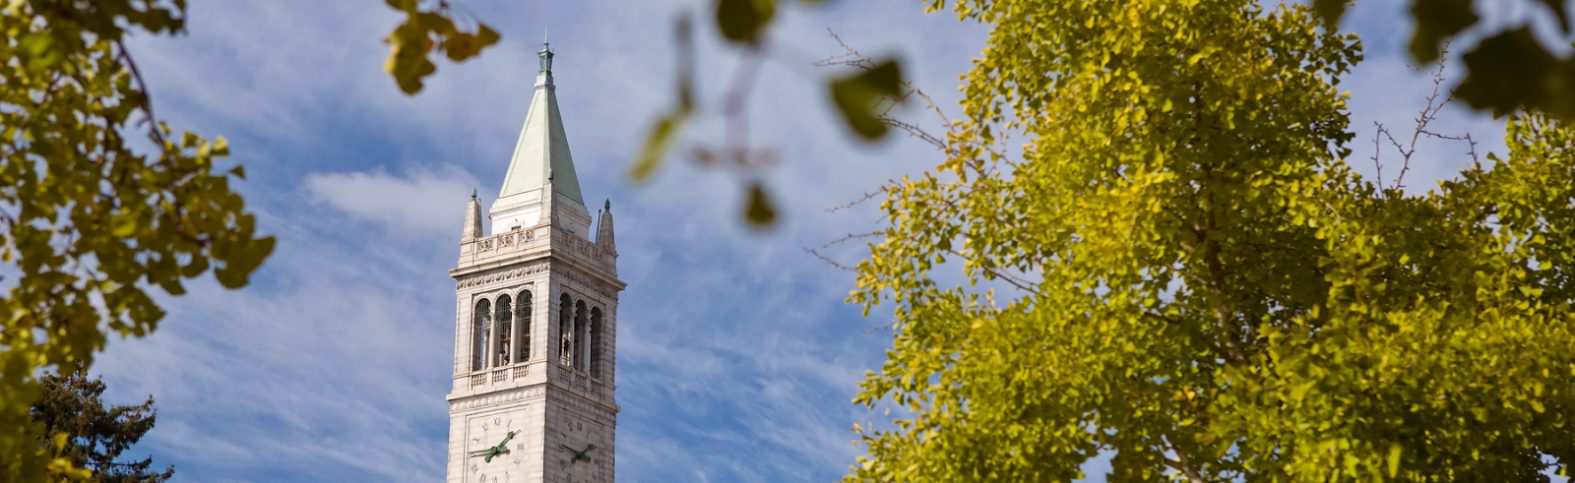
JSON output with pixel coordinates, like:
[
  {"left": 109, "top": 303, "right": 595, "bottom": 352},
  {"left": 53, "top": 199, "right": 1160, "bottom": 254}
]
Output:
[{"left": 446, "top": 41, "right": 622, "bottom": 483}]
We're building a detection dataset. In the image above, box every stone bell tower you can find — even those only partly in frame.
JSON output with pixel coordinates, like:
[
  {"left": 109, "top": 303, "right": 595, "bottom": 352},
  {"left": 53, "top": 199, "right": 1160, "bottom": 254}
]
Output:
[{"left": 445, "top": 40, "right": 623, "bottom": 483}]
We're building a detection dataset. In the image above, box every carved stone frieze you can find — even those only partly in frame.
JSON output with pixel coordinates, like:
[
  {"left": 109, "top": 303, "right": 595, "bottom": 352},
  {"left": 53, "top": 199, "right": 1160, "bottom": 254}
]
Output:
[
  {"left": 456, "top": 259, "right": 550, "bottom": 289},
  {"left": 450, "top": 384, "right": 547, "bottom": 411},
  {"left": 554, "top": 264, "right": 618, "bottom": 299}
]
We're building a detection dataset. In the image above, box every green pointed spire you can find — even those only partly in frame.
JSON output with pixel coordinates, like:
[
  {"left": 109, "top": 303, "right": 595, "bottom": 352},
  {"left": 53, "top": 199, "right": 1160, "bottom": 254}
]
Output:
[
  {"left": 499, "top": 36, "right": 583, "bottom": 206},
  {"left": 604, "top": 199, "right": 610, "bottom": 212},
  {"left": 471, "top": 188, "right": 478, "bottom": 201}
]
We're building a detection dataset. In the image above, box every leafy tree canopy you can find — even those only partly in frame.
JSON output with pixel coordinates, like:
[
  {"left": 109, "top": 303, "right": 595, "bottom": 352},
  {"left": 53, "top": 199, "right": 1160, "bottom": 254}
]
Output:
[
  {"left": 31, "top": 364, "right": 172, "bottom": 483},
  {"left": 845, "top": 0, "right": 1574, "bottom": 481},
  {"left": 0, "top": 0, "right": 496, "bottom": 479},
  {"left": 0, "top": 1, "right": 273, "bottom": 479},
  {"left": 633, "top": 0, "right": 1575, "bottom": 226}
]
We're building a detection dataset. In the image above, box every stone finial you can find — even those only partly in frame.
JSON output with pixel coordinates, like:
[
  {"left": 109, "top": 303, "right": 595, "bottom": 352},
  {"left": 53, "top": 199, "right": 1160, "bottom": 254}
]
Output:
[
  {"left": 461, "top": 192, "right": 483, "bottom": 243},
  {"left": 596, "top": 201, "right": 615, "bottom": 250}
]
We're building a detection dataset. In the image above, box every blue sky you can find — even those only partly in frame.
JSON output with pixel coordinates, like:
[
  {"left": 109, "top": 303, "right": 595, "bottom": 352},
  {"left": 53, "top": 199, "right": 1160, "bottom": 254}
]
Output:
[{"left": 86, "top": 1, "right": 1545, "bottom": 482}]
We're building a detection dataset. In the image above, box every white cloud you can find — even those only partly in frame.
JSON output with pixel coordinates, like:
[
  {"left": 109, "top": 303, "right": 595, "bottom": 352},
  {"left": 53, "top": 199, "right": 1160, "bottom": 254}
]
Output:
[
  {"left": 86, "top": 2, "right": 1543, "bottom": 483},
  {"left": 305, "top": 167, "right": 481, "bottom": 237}
]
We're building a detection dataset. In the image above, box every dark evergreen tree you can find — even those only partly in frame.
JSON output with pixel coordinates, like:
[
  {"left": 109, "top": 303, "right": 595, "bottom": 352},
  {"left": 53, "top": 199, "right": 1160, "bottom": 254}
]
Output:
[{"left": 30, "top": 363, "right": 173, "bottom": 483}]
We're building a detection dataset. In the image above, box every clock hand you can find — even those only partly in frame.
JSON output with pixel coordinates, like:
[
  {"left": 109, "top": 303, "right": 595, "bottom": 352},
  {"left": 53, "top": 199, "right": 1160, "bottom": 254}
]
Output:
[
  {"left": 470, "top": 443, "right": 502, "bottom": 456},
  {"left": 559, "top": 443, "right": 582, "bottom": 459},
  {"left": 471, "top": 431, "right": 518, "bottom": 459},
  {"left": 492, "top": 432, "right": 516, "bottom": 456},
  {"left": 559, "top": 443, "right": 595, "bottom": 462}
]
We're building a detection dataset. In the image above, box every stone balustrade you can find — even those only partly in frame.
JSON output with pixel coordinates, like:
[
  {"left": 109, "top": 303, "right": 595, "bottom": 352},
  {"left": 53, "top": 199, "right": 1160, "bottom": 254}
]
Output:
[{"left": 460, "top": 225, "right": 615, "bottom": 274}]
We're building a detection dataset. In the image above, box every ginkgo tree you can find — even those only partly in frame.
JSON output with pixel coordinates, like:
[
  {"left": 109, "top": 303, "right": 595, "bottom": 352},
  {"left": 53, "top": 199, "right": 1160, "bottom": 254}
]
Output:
[
  {"left": 844, "top": 0, "right": 1574, "bottom": 481},
  {"left": 630, "top": 0, "right": 1575, "bottom": 227},
  {"left": 0, "top": 1, "right": 496, "bottom": 481},
  {"left": 0, "top": 2, "right": 271, "bottom": 479}
]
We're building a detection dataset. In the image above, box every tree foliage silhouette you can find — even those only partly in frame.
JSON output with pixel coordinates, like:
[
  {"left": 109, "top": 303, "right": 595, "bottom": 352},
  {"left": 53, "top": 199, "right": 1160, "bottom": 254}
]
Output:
[{"left": 31, "top": 365, "right": 173, "bottom": 483}]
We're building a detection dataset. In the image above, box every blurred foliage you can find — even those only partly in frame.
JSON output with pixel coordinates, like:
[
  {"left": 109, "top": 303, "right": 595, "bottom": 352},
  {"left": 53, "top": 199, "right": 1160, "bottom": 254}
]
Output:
[
  {"left": 31, "top": 363, "right": 172, "bottom": 483},
  {"left": 846, "top": 0, "right": 1573, "bottom": 481},
  {"left": 829, "top": 60, "right": 904, "bottom": 139},
  {"left": 0, "top": 0, "right": 493, "bottom": 479},
  {"left": 634, "top": 0, "right": 1575, "bottom": 227},
  {"left": 0, "top": 0, "right": 276, "bottom": 480},
  {"left": 1316, "top": 0, "right": 1575, "bottom": 120},
  {"left": 382, "top": 0, "right": 499, "bottom": 95},
  {"left": 630, "top": 0, "right": 905, "bottom": 228}
]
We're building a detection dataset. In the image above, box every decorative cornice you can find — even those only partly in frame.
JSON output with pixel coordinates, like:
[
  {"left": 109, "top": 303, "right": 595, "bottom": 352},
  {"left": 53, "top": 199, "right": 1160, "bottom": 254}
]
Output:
[
  {"left": 458, "top": 258, "right": 620, "bottom": 300},
  {"left": 546, "top": 386, "right": 619, "bottom": 419},
  {"left": 456, "top": 259, "right": 550, "bottom": 289},
  {"left": 555, "top": 263, "right": 619, "bottom": 300},
  {"left": 449, "top": 384, "right": 547, "bottom": 411}
]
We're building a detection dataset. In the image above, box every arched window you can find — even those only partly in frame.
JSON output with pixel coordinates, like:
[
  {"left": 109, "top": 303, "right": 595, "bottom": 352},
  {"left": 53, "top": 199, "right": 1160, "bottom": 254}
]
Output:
[
  {"left": 574, "top": 301, "right": 588, "bottom": 372},
  {"left": 517, "top": 291, "right": 533, "bottom": 363},
  {"left": 496, "top": 295, "right": 513, "bottom": 366},
  {"left": 558, "top": 294, "right": 574, "bottom": 366},
  {"left": 589, "top": 307, "right": 604, "bottom": 379},
  {"left": 472, "top": 299, "right": 491, "bottom": 372}
]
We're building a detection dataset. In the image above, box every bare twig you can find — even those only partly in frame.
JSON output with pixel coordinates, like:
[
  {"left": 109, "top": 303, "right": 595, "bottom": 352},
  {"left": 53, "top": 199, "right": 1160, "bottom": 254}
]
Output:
[
  {"left": 820, "top": 29, "right": 955, "bottom": 137},
  {"left": 881, "top": 117, "right": 947, "bottom": 150},
  {"left": 822, "top": 232, "right": 881, "bottom": 249},
  {"left": 827, "top": 191, "right": 882, "bottom": 213},
  {"left": 1376, "top": 43, "right": 1477, "bottom": 193},
  {"left": 1371, "top": 121, "right": 1386, "bottom": 194},
  {"left": 804, "top": 247, "right": 855, "bottom": 271},
  {"left": 945, "top": 249, "right": 1043, "bottom": 295}
]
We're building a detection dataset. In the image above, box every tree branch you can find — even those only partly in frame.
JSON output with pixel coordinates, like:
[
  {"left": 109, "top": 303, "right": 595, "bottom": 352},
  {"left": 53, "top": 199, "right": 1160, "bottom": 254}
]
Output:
[{"left": 803, "top": 247, "right": 855, "bottom": 271}]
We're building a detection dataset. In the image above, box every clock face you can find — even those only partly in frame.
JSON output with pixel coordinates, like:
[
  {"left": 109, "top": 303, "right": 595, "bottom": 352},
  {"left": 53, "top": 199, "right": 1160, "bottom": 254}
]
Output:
[
  {"left": 556, "top": 416, "right": 607, "bottom": 483},
  {"left": 467, "top": 412, "right": 527, "bottom": 483}
]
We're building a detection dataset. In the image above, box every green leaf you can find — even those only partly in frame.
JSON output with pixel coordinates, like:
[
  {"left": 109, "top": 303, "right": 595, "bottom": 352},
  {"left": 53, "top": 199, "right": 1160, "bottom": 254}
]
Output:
[
  {"left": 830, "top": 60, "right": 904, "bottom": 140},
  {"left": 385, "top": 0, "right": 417, "bottom": 12},
  {"left": 629, "top": 108, "right": 691, "bottom": 183},
  {"left": 1408, "top": 0, "right": 1478, "bottom": 63},
  {"left": 381, "top": 8, "right": 500, "bottom": 95},
  {"left": 716, "top": 0, "right": 775, "bottom": 44},
  {"left": 476, "top": 24, "right": 502, "bottom": 50},
  {"left": 443, "top": 36, "right": 474, "bottom": 61},
  {"left": 214, "top": 236, "right": 275, "bottom": 289},
  {"left": 1386, "top": 443, "right": 1403, "bottom": 477},
  {"left": 443, "top": 24, "right": 500, "bottom": 62},
  {"left": 1454, "top": 27, "right": 1565, "bottom": 117},
  {"left": 1313, "top": 0, "right": 1347, "bottom": 29},
  {"left": 744, "top": 182, "right": 777, "bottom": 226},
  {"left": 110, "top": 214, "right": 137, "bottom": 238}
]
